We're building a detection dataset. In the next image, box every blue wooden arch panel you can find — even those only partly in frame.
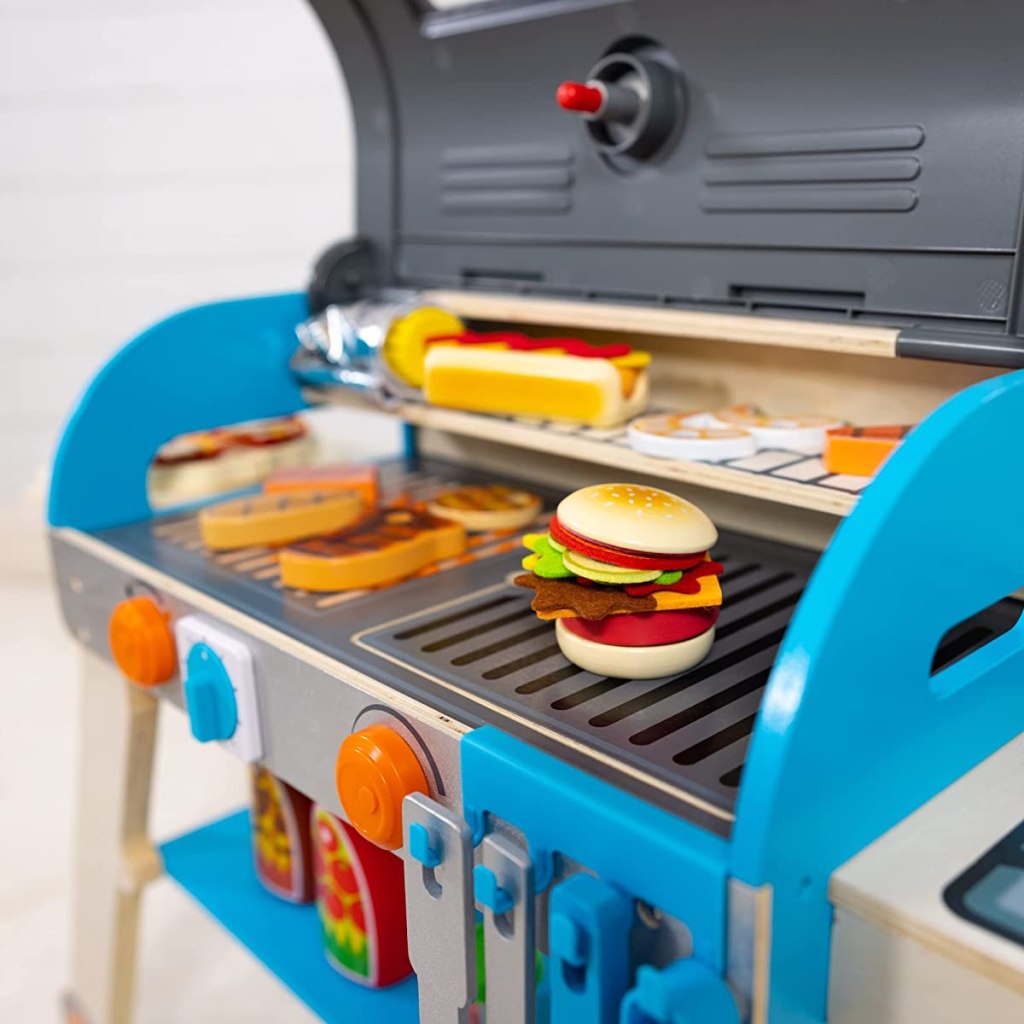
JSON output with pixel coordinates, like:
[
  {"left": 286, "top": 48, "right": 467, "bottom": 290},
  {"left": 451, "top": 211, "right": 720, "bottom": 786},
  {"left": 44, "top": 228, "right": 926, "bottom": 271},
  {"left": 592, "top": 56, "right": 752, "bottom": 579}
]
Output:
[
  {"left": 732, "top": 368, "right": 1024, "bottom": 1023},
  {"left": 49, "top": 292, "right": 309, "bottom": 532}
]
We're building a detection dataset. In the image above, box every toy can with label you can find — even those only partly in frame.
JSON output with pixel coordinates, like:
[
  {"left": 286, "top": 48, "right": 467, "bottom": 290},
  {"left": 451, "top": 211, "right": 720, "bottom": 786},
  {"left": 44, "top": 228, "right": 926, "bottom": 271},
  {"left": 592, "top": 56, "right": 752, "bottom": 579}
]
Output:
[
  {"left": 311, "top": 804, "right": 413, "bottom": 988},
  {"left": 249, "top": 766, "right": 315, "bottom": 903}
]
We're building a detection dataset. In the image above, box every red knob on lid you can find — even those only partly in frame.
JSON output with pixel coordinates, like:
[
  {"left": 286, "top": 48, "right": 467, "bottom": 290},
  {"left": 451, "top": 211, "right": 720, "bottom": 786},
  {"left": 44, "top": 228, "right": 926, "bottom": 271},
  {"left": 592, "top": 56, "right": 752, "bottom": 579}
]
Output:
[{"left": 557, "top": 80, "right": 604, "bottom": 115}]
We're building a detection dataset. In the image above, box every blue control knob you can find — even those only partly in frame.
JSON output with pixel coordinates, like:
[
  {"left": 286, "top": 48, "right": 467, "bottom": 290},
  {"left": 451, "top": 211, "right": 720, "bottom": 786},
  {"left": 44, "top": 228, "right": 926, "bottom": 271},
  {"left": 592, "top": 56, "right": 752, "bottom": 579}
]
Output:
[{"left": 183, "top": 642, "right": 238, "bottom": 743}]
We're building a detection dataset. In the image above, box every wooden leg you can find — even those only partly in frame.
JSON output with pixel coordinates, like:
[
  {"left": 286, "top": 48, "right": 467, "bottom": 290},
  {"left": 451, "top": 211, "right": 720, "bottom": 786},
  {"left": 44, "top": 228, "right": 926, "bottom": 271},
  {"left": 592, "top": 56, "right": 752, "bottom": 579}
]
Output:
[{"left": 67, "top": 650, "right": 161, "bottom": 1024}]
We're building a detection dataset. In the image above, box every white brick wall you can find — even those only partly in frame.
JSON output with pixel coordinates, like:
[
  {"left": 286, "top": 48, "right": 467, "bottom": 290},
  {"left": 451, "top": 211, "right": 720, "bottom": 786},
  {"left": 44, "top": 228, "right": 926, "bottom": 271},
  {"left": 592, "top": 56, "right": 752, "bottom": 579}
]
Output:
[{"left": 1, "top": 0, "right": 399, "bottom": 572}]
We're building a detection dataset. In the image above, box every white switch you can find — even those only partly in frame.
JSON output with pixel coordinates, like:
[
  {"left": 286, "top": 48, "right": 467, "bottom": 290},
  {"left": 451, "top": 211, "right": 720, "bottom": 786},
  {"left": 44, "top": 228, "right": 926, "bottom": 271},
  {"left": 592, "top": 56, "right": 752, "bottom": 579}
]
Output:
[{"left": 175, "top": 615, "right": 263, "bottom": 762}]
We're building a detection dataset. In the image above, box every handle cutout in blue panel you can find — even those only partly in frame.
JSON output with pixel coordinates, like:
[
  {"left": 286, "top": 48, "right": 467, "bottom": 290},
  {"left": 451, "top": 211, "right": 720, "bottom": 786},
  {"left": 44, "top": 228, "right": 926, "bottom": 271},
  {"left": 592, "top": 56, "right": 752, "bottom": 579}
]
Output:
[{"left": 930, "top": 596, "right": 1023, "bottom": 697}]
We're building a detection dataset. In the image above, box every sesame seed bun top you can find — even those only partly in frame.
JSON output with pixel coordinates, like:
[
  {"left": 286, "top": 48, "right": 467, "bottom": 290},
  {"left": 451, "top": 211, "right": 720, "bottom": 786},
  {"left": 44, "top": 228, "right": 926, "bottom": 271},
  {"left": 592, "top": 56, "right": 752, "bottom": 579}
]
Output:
[{"left": 556, "top": 483, "right": 718, "bottom": 555}]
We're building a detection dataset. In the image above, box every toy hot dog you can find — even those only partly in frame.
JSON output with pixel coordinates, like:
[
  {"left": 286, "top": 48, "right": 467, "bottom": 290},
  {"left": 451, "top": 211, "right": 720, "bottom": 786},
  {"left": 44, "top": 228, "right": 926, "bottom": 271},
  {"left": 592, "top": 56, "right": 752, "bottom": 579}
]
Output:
[{"left": 423, "top": 331, "right": 651, "bottom": 428}]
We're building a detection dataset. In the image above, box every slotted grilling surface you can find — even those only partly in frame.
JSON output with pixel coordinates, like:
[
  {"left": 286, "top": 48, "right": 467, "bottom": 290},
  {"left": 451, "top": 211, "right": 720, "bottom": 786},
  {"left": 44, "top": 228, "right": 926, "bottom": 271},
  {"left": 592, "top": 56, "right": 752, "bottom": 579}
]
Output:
[
  {"left": 361, "top": 530, "right": 818, "bottom": 833},
  {"left": 98, "top": 454, "right": 1021, "bottom": 835}
]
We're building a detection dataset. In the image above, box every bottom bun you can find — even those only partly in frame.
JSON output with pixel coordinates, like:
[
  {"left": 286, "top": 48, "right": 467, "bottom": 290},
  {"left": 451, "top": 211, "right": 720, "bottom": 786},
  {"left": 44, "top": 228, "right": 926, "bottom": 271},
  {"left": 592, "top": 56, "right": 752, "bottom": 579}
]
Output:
[{"left": 555, "top": 619, "right": 715, "bottom": 679}]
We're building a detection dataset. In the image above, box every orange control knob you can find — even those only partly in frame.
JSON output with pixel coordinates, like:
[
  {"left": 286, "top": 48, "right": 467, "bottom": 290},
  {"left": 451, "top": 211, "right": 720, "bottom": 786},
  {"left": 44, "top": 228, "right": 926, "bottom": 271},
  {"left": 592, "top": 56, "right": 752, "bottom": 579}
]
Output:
[
  {"left": 335, "top": 724, "right": 428, "bottom": 850},
  {"left": 108, "top": 596, "right": 177, "bottom": 686}
]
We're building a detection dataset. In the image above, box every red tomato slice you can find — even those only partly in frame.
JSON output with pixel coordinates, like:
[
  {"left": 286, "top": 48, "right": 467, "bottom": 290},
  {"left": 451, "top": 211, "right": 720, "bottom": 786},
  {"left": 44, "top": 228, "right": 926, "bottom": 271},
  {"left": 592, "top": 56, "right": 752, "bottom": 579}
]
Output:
[
  {"left": 324, "top": 890, "right": 345, "bottom": 920},
  {"left": 332, "top": 861, "right": 360, "bottom": 895},
  {"left": 560, "top": 607, "right": 719, "bottom": 648},
  {"left": 549, "top": 517, "right": 708, "bottom": 571}
]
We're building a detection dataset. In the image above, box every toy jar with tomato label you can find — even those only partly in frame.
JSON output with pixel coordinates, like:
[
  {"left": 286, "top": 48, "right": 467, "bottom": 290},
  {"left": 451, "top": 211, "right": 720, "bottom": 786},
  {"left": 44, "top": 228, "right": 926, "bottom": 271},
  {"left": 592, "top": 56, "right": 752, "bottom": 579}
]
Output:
[{"left": 311, "top": 805, "right": 412, "bottom": 987}]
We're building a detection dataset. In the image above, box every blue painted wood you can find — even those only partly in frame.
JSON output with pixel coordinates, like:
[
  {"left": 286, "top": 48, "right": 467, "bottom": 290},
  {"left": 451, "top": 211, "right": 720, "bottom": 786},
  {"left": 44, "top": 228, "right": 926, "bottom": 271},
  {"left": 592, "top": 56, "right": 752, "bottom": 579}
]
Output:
[
  {"left": 160, "top": 811, "right": 419, "bottom": 1023},
  {"left": 49, "top": 293, "right": 309, "bottom": 531},
  {"left": 461, "top": 728, "right": 729, "bottom": 972},
  {"left": 732, "top": 368, "right": 1024, "bottom": 1023}
]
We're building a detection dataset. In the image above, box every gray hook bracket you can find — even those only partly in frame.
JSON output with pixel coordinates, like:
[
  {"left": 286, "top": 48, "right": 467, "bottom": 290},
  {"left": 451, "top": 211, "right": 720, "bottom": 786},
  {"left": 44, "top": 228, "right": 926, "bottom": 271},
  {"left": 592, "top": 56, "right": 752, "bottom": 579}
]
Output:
[
  {"left": 475, "top": 833, "right": 537, "bottom": 1024},
  {"left": 402, "top": 793, "right": 478, "bottom": 1024}
]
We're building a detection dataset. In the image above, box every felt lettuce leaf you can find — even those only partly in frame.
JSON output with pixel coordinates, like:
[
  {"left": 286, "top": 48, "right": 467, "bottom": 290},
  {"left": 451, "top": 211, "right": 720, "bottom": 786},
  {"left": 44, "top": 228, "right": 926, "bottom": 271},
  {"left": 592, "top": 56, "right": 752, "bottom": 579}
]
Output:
[{"left": 522, "top": 533, "right": 574, "bottom": 578}]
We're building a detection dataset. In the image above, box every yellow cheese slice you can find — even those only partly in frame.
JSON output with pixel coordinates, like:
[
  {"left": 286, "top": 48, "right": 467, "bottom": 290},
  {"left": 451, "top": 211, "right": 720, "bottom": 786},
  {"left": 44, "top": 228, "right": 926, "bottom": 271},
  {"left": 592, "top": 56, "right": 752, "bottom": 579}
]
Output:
[{"left": 535, "top": 573, "right": 722, "bottom": 620}]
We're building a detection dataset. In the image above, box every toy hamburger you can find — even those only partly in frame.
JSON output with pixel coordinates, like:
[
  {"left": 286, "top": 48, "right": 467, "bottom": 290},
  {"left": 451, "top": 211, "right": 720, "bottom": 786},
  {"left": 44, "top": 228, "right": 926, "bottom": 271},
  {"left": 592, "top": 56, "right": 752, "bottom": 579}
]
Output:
[{"left": 514, "top": 484, "right": 723, "bottom": 678}]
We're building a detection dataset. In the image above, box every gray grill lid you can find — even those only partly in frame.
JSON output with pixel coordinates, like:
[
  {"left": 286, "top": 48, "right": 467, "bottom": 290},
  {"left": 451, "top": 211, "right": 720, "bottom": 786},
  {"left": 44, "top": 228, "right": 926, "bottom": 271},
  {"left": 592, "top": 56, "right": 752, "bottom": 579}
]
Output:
[{"left": 308, "top": 0, "right": 1024, "bottom": 366}]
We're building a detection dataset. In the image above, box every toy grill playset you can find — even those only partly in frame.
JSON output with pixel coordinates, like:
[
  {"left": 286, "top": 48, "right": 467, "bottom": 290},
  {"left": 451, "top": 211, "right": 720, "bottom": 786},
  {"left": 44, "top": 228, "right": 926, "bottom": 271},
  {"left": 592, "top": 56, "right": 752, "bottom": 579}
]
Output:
[{"left": 49, "top": 2, "right": 1024, "bottom": 1023}]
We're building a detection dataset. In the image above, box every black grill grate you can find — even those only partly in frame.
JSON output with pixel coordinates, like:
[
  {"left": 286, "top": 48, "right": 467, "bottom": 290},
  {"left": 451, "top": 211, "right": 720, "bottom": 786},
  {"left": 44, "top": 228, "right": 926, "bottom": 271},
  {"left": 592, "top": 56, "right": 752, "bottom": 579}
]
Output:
[{"left": 360, "top": 530, "right": 818, "bottom": 832}]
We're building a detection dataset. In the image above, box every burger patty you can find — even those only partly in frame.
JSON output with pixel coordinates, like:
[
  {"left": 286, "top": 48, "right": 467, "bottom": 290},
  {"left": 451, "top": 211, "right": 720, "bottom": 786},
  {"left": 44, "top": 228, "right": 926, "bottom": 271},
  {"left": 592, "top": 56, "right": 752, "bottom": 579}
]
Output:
[{"left": 514, "top": 573, "right": 659, "bottom": 620}]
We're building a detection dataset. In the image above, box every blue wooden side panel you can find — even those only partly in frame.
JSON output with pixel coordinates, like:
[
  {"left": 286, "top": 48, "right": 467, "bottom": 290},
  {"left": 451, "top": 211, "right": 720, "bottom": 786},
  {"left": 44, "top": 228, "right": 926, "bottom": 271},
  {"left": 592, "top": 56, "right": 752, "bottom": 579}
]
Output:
[
  {"left": 49, "top": 292, "right": 309, "bottom": 532},
  {"left": 461, "top": 727, "right": 730, "bottom": 973},
  {"left": 731, "top": 368, "right": 1024, "bottom": 1024}
]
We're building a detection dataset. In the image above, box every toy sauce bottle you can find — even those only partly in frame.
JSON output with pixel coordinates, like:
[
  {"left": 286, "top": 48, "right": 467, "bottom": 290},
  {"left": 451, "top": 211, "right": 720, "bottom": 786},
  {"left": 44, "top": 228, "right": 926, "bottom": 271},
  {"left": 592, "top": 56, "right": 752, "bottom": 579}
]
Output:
[
  {"left": 250, "top": 767, "right": 315, "bottom": 903},
  {"left": 311, "top": 805, "right": 413, "bottom": 987}
]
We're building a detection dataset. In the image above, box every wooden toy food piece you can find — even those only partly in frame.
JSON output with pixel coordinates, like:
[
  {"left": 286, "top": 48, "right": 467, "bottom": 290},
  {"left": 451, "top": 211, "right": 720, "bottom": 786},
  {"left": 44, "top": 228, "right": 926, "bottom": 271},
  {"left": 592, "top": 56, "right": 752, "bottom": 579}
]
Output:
[
  {"left": 148, "top": 428, "right": 273, "bottom": 508},
  {"left": 380, "top": 305, "right": 465, "bottom": 387},
  {"left": 230, "top": 415, "right": 316, "bottom": 471},
  {"left": 514, "top": 484, "right": 723, "bottom": 679},
  {"left": 264, "top": 463, "right": 379, "bottom": 507},
  {"left": 628, "top": 413, "right": 757, "bottom": 462},
  {"left": 250, "top": 766, "right": 314, "bottom": 903},
  {"left": 198, "top": 491, "right": 366, "bottom": 551},
  {"left": 711, "top": 405, "right": 841, "bottom": 455},
  {"left": 279, "top": 507, "right": 467, "bottom": 591},
  {"left": 312, "top": 806, "right": 412, "bottom": 988},
  {"left": 426, "top": 484, "right": 542, "bottom": 531},
  {"left": 422, "top": 331, "right": 651, "bottom": 428},
  {"left": 824, "top": 425, "right": 913, "bottom": 476},
  {"left": 154, "top": 428, "right": 230, "bottom": 465}
]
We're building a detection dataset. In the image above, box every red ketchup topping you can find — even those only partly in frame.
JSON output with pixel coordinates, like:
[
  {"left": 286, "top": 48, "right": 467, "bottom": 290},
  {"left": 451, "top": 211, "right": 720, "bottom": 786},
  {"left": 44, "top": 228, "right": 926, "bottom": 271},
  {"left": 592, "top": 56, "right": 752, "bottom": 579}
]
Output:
[
  {"left": 623, "top": 561, "right": 724, "bottom": 597},
  {"left": 426, "top": 331, "right": 633, "bottom": 360}
]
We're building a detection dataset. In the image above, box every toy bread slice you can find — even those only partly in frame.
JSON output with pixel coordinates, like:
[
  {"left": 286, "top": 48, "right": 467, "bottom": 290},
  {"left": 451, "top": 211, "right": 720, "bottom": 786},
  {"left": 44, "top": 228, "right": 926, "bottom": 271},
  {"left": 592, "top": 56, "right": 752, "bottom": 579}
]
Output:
[
  {"left": 423, "top": 346, "right": 648, "bottom": 428},
  {"left": 199, "top": 491, "right": 366, "bottom": 551},
  {"left": 426, "top": 484, "right": 542, "bottom": 532},
  {"left": 280, "top": 508, "right": 467, "bottom": 591}
]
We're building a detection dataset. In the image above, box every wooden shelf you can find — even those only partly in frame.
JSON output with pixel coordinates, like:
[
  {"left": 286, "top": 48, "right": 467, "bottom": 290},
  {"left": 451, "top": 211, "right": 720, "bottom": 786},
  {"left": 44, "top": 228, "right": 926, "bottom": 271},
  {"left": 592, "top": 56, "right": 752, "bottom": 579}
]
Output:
[
  {"left": 424, "top": 289, "right": 900, "bottom": 360},
  {"left": 302, "top": 390, "right": 869, "bottom": 516},
  {"left": 160, "top": 811, "right": 419, "bottom": 1024},
  {"left": 403, "top": 404, "right": 868, "bottom": 516}
]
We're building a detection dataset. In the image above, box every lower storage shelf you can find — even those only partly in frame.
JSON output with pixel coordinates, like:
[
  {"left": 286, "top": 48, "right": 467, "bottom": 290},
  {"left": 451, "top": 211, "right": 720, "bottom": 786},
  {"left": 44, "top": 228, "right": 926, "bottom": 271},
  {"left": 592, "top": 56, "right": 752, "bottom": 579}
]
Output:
[{"left": 159, "top": 810, "right": 419, "bottom": 1023}]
